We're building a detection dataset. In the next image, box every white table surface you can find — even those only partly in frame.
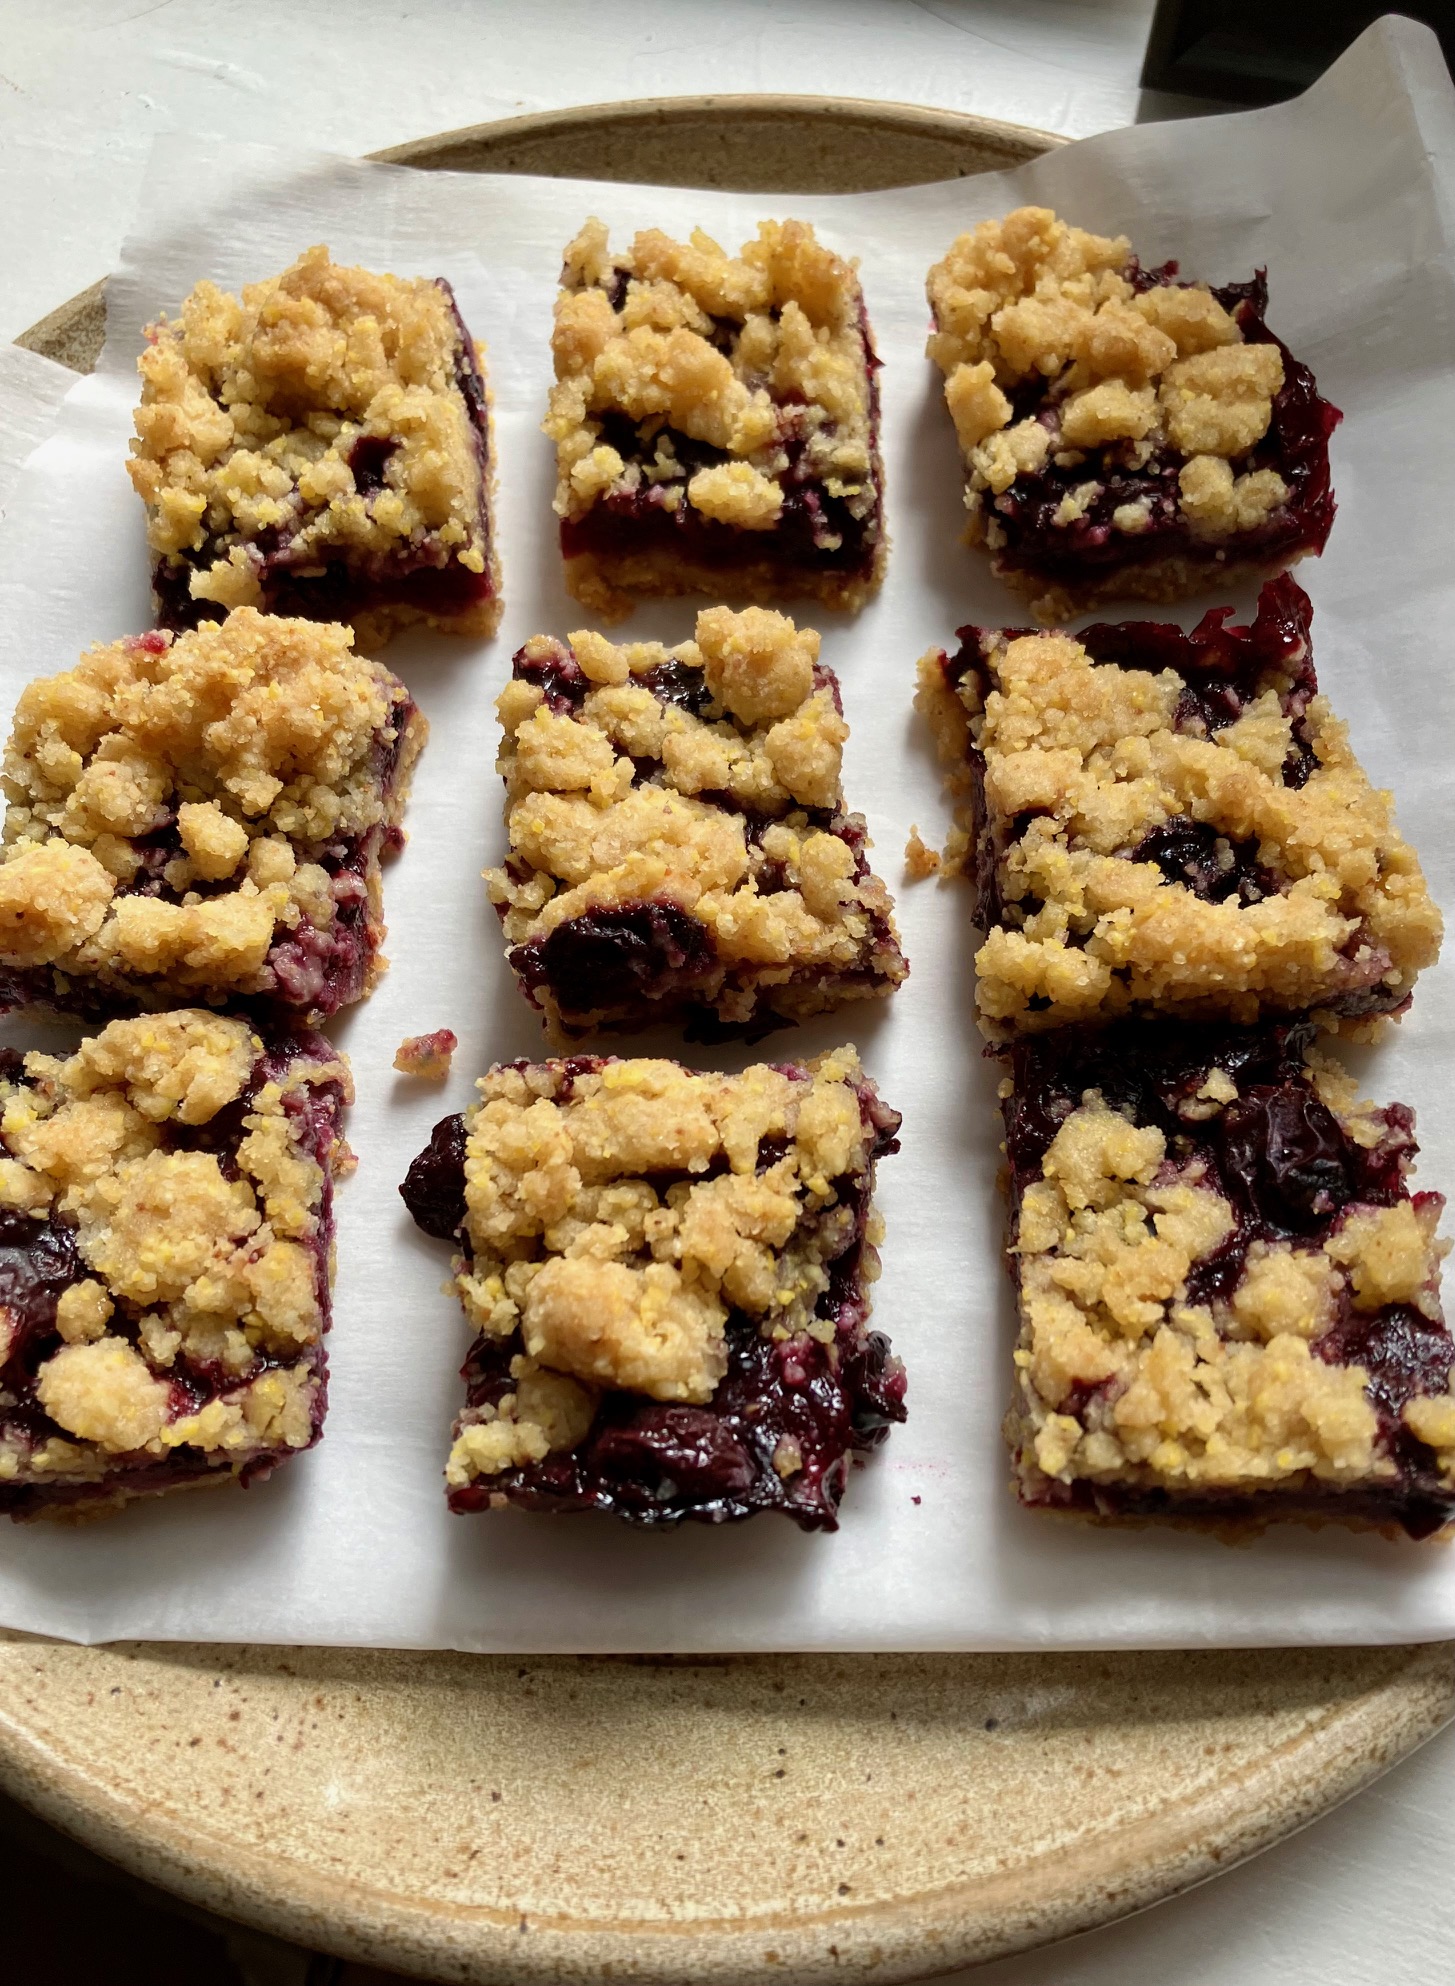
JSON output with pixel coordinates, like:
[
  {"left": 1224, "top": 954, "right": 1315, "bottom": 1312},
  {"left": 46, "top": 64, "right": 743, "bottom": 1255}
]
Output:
[{"left": 0, "top": 4, "right": 1448, "bottom": 1981}]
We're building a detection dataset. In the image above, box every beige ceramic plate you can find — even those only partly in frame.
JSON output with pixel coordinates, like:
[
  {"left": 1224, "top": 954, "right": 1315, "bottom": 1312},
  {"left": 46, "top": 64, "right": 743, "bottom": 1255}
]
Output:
[{"left": 7, "top": 94, "right": 1455, "bottom": 1986}]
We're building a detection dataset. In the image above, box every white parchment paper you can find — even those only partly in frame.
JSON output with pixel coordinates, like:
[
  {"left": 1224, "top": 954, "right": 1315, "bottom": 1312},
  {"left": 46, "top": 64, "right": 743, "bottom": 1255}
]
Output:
[{"left": 0, "top": 18, "right": 1453, "bottom": 1650}]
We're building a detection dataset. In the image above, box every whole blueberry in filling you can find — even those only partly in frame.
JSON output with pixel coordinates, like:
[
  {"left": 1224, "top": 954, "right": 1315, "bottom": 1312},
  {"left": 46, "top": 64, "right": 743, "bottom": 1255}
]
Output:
[
  {"left": 0, "top": 610, "right": 426, "bottom": 1025},
  {"left": 399, "top": 1048, "right": 905, "bottom": 1530},
  {"left": 486, "top": 607, "right": 907, "bottom": 1040},
  {"left": 546, "top": 218, "right": 885, "bottom": 623},
  {"left": 926, "top": 205, "right": 1340, "bottom": 622},
  {"left": 916, "top": 576, "right": 1441, "bottom": 1037},
  {"left": 998, "top": 1019, "right": 1455, "bottom": 1538},
  {"left": 0, "top": 1010, "right": 350, "bottom": 1519},
  {"left": 128, "top": 245, "right": 501, "bottom": 646}
]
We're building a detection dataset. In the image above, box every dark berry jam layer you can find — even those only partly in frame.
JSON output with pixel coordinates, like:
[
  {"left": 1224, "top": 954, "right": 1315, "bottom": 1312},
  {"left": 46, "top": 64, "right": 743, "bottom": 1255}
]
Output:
[
  {"left": 985, "top": 271, "right": 1340, "bottom": 589},
  {"left": 154, "top": 545, "right": 497, "bottom": 636},
  {"left": 1021, "top": 1474, "right": 1453, "bottom": 1540},
  {"left": 1000, "top": 1021, "right": 1454, "bottom": 1537},
  {"left": 510, "top": 902, "right": 720, "bottom": 1031},
  {"left": 0, "top": 1032, "right": 344, "bottom": 1519},
  {"left": 400, "top": 1067, "right": 905, "bottom": 1531}
]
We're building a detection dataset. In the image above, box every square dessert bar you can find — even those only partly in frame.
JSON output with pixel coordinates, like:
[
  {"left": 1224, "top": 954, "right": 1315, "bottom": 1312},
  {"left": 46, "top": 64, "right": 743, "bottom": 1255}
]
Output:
[
  {"left": 999, "top": 1019, "right": 1455, "bottom": 1537},
  {"left": 926, "top": 205, "right": 1340, "bottom": 621},
  {"left": 486, "top": 606, "right": 907, "bottom": 1039},
  {"left": 916, "top": 576, "right": 1441, "bottom": 1037},
  {"left": 400, "top": 1047, "right": 905, "bottom": 1529},
  {"left": 545, "top": 218, "right": 886, "bottom": 621},
  {"left": 0, "top": 1009, "right": 350, "bottom": 1518},
  {"left": 0, "top": 609, "right": 426, "bottom": 1023},
  {"left": 128, "top": 245, "right": 501, "bottom": 645}
]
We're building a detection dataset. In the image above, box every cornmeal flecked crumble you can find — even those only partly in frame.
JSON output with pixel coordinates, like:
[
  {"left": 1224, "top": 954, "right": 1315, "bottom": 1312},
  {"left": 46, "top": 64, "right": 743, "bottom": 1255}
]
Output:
[
  {"left": 916, "top": 577, "right": 1440, "bottom": 1037},
  {"left": 903, "top": 827, "right": 941, "bottom": 880},
  {"left": 128, "top": 245, "right": 501, "bottom": 645},
  {"left": 0, "top": 609, "right": 426, "bottom": 1022},
  {"left": 486, "top": 605, "right": 907, "bottom": 1040},
  {"left": 399, "top": 1046, "right": 905, "bottom": 1528},
  {"left": 0, "top": 1008, "right": 350, "bottom": 1518},
  {"left": 394, "top": 1028, "right": 457, "bottom": 1079},
  {"left": 925, "top": 206, "right": 1339, "bottom": 621},
  {"left": 999, "top": 1020, "right": 1455, "bottom": 1537},
  {"left": 545, "top": 218, "right": 886, "bottom": 622}
]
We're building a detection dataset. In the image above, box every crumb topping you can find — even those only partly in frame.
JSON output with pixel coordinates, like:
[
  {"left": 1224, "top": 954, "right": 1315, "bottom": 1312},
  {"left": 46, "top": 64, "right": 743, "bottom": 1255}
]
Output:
[
  {"left": 547, "top": 218, "right": 876, "bottom": 531},
  {"left": 442, "top": 1047, "right": 872, "bottom": 1480},
  {"left": 916, "top": 607, "right": 1440, "bottom": 1033},
  {"left": 486, "top": 606, "right": 905, "bottom": 1033},
  {"left": 1007, "top": 1053, "right": 1455, "bottom": 1499},
  {"left": 903, "top": 826, "right": 941, "bottom": 880},
  {"left": 127, "top": 245, "right": 492, "bottom": 619},
  {"left": 926, "top": 206, "right": 1290, "bottom": 543},
  {"left": 394, "top": 1029, "right": 458, "bottom": 1079},
  {"left": 0, "top": 609, "right": 417, "bottom": 1000},
  {"left": 0, "top": 1010, "right": 346, "bottom": 1487}
]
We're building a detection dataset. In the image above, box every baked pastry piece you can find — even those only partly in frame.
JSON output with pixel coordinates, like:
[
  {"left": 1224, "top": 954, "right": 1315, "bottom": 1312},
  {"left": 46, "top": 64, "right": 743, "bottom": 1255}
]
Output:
[
  {"left": 0, "top": 610, "right": 426, "bottom": 1023},
  {"left": 926, "top": 206, "right": 1339, "bottom": 621},
  {"left": 486, "top": 606, "right": 907, "bottom": 1039},
  {"left": 916, "top": 577, "right": 1440, "bottom": 1037},
  {"left": 400, "top": 1047, "right": 905, "bottom": 1529},
  {"left": 127, "top": 245, "right": 501, "bottom": 645},
  {"left": 546, "top": 218, "right": 886, "bottom": 621},
  {"left": 0, "top": 1010, "right": 350, "bottom": 1518},
  {"left": 999, "top": 1019, "right": 1455, "bottom": 1538}
]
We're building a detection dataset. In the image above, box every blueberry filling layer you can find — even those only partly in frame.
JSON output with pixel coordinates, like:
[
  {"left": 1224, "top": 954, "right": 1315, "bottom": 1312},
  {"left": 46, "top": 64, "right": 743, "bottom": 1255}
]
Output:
[
  {"left": 510, "top": 903, "right": 721, "bottom": 1027},
  {"left": 155, "top": 543, "right": 497, "bottom": 637},
  {"left": 1000, "top": 1021, "right": 1453, "bottom": 1536},
  {"left": 1132, "top": 819, "right": 1275, "bottom": 905}
]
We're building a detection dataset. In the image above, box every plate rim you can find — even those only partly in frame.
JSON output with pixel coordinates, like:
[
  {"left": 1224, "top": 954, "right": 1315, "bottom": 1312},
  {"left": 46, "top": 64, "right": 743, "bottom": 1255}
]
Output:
[{"left": 0, "top": 1635, "right": 1451, "bottom": 1984}]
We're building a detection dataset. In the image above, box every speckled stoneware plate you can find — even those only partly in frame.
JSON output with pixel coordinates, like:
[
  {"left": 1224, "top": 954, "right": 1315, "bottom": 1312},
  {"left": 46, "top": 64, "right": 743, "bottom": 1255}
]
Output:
[{"left": 7, "top": 95, "right": 1455, "bottom": 1986}]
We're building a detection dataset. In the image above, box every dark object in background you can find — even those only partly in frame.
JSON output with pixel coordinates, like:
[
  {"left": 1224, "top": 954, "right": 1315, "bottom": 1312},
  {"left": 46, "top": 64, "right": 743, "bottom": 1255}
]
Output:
[{"left": 1141, "top": 3, "right": 1454, "bottom": 103}]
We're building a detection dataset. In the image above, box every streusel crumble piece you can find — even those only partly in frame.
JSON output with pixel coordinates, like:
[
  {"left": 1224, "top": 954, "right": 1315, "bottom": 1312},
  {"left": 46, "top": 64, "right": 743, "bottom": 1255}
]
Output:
[
  {"left": 394, "top": 1028, "right": 457, "bottom": 1079},
  {"left": 400, "top": 1047, "right": 905, "bottom": 1528},
  {"left": 545, "top": 218, "right": 886, "bottom": 621},
  {"left": 128, "top": 245, "right": 501, "bottom": 644},
  {"left": 486, "top": 606, "right": 907, "bottom": 1039},
  {"left": 1000, "top": 1020, "right": 1455, "bottom": 1537},
  {"left": 0, "top": 609, "right": 426, "bottom": 1022},
  {"left": 0, "top": 1009, "right": 350, "bottom": 1518},
  {"left": 926, "top": 206, "right": 1339, "bottom": 620},
  {"left": 917, "top": 577, "right": 1440, "bottom": 1036}
]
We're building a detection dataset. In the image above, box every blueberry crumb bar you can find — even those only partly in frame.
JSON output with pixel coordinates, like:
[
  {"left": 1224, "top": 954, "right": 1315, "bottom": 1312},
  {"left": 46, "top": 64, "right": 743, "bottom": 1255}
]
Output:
[
  {"left": 547, "top": 219, "right": 886, "bottom": 621},
  {"left": 916, "top": 577, "right": 1440, "bottom": 1037},
  {"left": 487, "top": 606, "right": 906, "bottom": 1040},
  {"left": 1000, "top": 1019, "right": 1455, "bottom": 1537},
  {"left": 0, "top": 1009, "right": 350, "bottom": 1518},
  {"left": 400, "top": 1047, "right": 905, "bottom": 1529},
  {"left": 128, "top": 245, "right": 501, "bottom": 645},
  {"left": 926, "top": 206, "right": 1339, "bottom": 622},
  {"left": 0, "top": 609, "right": 426, "bottom": 1023}
]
